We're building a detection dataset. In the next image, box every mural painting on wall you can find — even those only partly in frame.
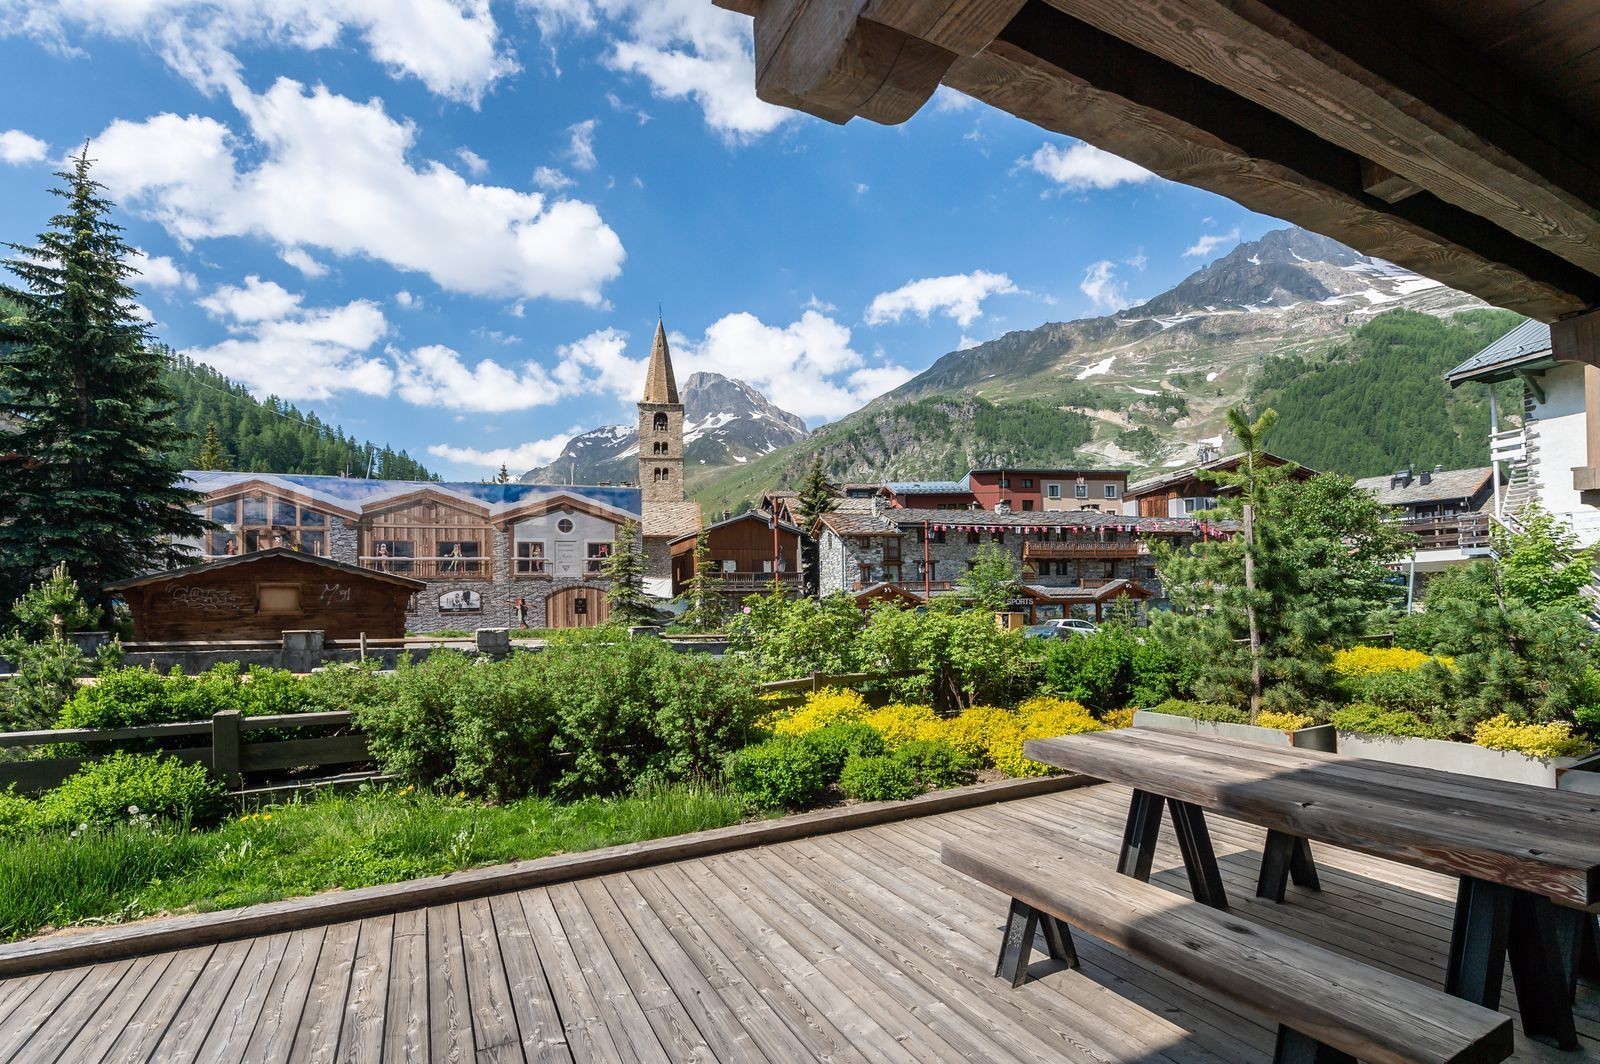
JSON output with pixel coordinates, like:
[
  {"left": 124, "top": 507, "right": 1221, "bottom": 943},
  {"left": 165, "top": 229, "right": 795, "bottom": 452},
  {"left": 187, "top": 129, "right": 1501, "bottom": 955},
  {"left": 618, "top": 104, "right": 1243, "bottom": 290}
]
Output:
[
  {"left": 168, "top": 586, "right": 246, "bottom": 614},
  {"left": 439, "top": 589, "right": 482, "bottom": 613}
]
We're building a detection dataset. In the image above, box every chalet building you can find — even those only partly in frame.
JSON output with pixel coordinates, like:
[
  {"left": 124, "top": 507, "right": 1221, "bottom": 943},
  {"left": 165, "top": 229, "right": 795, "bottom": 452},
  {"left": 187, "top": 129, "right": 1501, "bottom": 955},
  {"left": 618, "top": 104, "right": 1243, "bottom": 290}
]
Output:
[
  {"left": 173, "top": 472, "right": 641, "bottom": 632},
  {"left": 668, "top": 511, "right": 806, "bottom": 602},
  {"left": 106, "top": 549, "right": 424, "bottom": 642},
  {"left": 880, "top": 468, "right": 1130, "bottom": 512},
  {"left": 637, "top": 318, "right": 703, "bottom": 596},
  {"left": 1123, "top": 450, "right": 1312, "bottom": 518},
  {"left": 1447, "top": 319, "right": 1600, "bottom": 546},
  {"left": 1353, "top": 466, "right": 1495, "bottom": 573},
  {"left": 814, "top": 501, "right": 1220, "bottom": 618}
]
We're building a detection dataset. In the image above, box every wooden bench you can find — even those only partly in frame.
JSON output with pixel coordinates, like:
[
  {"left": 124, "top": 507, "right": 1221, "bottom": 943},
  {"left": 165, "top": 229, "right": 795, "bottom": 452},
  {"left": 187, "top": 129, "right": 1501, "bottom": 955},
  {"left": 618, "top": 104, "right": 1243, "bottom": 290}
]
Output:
[{"left": 943, "top": 839, "right": 1515, "bottom": 1064}]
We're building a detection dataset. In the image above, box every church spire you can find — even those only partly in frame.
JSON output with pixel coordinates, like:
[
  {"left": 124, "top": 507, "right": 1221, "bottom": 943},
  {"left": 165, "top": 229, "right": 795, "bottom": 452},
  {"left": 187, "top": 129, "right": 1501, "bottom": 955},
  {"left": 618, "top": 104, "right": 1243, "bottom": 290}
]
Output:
[{"left": 641, "top": 317, "right": 680, "bottom": 406}]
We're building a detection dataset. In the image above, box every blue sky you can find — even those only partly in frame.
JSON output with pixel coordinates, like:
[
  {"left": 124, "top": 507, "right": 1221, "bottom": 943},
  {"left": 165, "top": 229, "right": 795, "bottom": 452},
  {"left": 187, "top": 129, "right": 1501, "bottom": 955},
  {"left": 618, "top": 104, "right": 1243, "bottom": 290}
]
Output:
[{"left": 0, "top": 1, "right": 1278, "bottom": 479}]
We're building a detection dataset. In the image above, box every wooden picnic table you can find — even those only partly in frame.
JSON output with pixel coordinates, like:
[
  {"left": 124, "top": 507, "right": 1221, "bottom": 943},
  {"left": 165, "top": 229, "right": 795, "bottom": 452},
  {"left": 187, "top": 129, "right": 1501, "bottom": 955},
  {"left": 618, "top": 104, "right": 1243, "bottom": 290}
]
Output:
[{"left": 1024, "top": 727, "right": 1600, "bottom": 1051}]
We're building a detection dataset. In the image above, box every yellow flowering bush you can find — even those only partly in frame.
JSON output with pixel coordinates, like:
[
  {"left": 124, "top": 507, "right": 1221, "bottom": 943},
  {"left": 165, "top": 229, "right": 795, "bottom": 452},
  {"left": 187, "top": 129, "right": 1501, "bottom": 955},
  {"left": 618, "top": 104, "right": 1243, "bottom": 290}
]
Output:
[
  {"left": 940, "top": 705, "right": 1016, "bottom": 762},
  {"left": 1471, "top": 715, "right": 1594, "bottom": 759},
  {"left": 861, "top": 703, "right": 941, "bottom": 747},
  {"left": 1330, "top": 646, "right": 1450, "bottom": 678},
  {"left": 1256, "top": 710, "right": 1315, "bottom": 731},
  {"left": 989, "top": 697, "right": 1104, "bottom": 778},
  {"left": 1099, "top": 708, "right": 1135, "bottom": 730},
  {"left": 767, "top": 687, "right": 869, "bottom": 737}
]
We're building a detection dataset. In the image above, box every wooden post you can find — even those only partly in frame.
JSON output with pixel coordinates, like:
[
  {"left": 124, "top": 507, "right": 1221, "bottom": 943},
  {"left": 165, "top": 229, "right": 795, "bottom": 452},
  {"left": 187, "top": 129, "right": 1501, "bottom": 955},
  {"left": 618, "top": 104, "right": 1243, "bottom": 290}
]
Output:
[
  {"left": 359, "top": 631, "right": 367, "bottom": 662},
  {"left": 212, "top": 710, "right": 242, "bottom": 790},
  {"left": 811, "top": 670, "right": 823, "bottom": 694}
]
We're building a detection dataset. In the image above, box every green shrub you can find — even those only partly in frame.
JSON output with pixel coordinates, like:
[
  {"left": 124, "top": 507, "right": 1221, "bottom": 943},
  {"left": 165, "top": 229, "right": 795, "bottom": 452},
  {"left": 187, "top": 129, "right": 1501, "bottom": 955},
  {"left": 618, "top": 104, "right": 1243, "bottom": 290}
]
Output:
[
  {"left": 838, "top": 753, "right": 920, "bottom": 801},
  {"left": 1041, "top": 628, "right": 1183, "bottom": 711},
  {"left": 892, "top": 738, "right": 977, "bottom": 790},
  {"left": 37, "top": 753, "right": 223, "bottom": 831},
  {"left": 1335, "top": 667, "right": 1447, "bottom": 718},
  {"left": 1576, "top": 702, "right": 1600, "bottom": 738},
  {"left": 0, "top": 638, "right": 87, "bottom": 731},
  {"left": 0, "top": 787, "right": 37, "bottom": 838},
  {"left": 445, "top": 652, "right": 558, "bottom": 802},
  {"left": 58, "top": 665, "right": 174, "bottom": 729},
  {"left": 802, "top": 722, "right": 887, "bottom": 777},
  {"left": 542, "top": 632, "right": 666, "bottom": 798},
  {"left": 652, "top": 652, "right": 763, "bottom": 781},
  {"left": 1329, "top": 702, "right": 1448, "bottom": 740},
  {"left": 723, "top": 737, "right": 828, "bottom": 810},
  {"left": 357, "top": 651, "right": 474, "bottom": 787},
  {"left": 298, "top": 660, "right": 396, "bottom": 715},
  {"left": 1147, "top": 699, "right": 1248, "bottom": 724}
]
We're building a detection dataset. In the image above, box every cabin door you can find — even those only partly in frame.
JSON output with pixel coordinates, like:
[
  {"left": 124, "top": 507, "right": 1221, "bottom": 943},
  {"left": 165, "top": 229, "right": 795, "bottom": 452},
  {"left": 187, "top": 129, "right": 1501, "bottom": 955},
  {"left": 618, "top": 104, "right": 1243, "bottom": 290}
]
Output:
[{"left": 546, "top": 586, "right": 610, "bottom": 629}]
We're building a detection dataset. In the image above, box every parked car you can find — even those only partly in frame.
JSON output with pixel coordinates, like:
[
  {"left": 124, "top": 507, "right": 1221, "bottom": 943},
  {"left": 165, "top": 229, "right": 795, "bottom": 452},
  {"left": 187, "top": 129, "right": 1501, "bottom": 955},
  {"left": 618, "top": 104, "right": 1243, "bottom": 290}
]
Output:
[{"left": 1023, "top": 618, "right": 1100, "bottom": 639}]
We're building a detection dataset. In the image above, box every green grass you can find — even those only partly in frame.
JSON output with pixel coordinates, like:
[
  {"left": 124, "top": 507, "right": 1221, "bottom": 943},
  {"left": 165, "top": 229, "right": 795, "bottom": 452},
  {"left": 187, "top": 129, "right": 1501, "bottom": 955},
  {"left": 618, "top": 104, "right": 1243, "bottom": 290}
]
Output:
[{"left": 0, "top": 785, "right": 750, "bottom": 941}]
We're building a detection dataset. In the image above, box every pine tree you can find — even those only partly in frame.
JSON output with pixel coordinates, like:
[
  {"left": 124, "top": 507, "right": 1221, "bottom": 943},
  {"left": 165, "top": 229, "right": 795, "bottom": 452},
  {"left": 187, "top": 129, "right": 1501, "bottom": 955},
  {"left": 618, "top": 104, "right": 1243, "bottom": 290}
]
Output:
[
  {"left": 197, "top": 422, "right": 226, "bottom": 470},
  {"left": 796, "top": 454, "right": 837, "bottom": 529},
  {"left": 602, "top": 519, "right": 653, "bottom": 625},
  {"left": 0, "top": 149, "right": 206, "bottom": 611},
  {"left": 496, "top": 463, "right": 510, "bottom": 484},
  {"left": 677, "top": 527, "right": 725, "bottom": 631}
]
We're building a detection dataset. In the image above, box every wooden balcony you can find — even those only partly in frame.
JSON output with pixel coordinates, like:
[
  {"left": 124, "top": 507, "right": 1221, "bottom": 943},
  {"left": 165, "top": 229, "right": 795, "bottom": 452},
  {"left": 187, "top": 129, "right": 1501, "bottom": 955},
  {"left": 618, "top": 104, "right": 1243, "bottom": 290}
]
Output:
[
  {"left": 357, "top": 556, "right": 493, "bottom": 580},
  {"left": 712, "top": 573, "right": 804, "bottom": 593},
  {"left": 1401, "top": 514, "right": 1492, "bottom": 552},
  {"left": 1023, "top": 541, "right": 1144, "bottom": 560}
]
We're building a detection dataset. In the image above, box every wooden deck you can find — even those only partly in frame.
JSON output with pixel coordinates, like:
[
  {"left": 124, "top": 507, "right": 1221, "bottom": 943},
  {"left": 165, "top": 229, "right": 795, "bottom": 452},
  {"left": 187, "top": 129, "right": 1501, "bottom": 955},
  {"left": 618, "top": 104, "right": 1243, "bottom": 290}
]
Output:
[{"left": 0, "top": 783, "right": 1593, "bottom": 1062}]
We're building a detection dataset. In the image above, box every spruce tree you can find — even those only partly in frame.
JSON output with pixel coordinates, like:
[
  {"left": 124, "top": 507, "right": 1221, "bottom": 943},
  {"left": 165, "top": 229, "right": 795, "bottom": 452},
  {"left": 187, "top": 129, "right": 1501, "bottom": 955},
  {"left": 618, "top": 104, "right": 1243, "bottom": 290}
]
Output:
[
  {"left": 197, "top": 422, "right": 226, "bottom": 470},
  {"left": 796, "top": 454, "right": 836, "bottom": 529},
  {"left": 602, "top": 519, "right": 653, "bottom": 625},
  {"left": 677, "top": 527, "right": 725, "bottom": 631},
  {"left": 0, "top": 149, "right": 206, "bottom": 611}
]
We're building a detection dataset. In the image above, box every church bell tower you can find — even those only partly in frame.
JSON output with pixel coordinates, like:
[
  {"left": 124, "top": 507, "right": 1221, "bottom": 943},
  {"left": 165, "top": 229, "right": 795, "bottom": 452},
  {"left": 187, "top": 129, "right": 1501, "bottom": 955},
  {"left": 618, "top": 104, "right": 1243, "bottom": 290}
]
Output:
[{"left": 638, "top": 317, "right": 684, "bottom": 503}]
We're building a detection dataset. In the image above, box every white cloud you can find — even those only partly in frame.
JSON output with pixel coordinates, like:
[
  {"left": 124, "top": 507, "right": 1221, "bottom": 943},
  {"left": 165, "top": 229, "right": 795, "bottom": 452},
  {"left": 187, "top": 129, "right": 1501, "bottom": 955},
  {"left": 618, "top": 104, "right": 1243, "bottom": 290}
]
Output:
[
  {"left": 565, "top": 118, "right": 597, "bottom": 171},
  {"left": 184, "top": 288, "right": 393, "bottom": 401},
  {"left": 129, "top": 248, "right": 197, "bottom": 291},
  {"left": 279, "top": 246, "right": 327, "bottom": 277},
  {"left": 427, "top": 433, "right": 574, "bottom": 473},
  {"left": 393, "top": 344, "right": 560, "bottom": 411},
  {"left": 6, "top": 0, "right": 517, "bottom": 105},
  {"left": 88, "top": 78, "right": 625, "bottom": 304},
  {"left": 548, "top": 326, "right": 647, "bottom": 400},
  {"left": 931, "top": 86, "right": 975, "bottom": 113},
  {"left": 520, "top": 0, "right": 792, "bottom": 140},
  {"left": 532, "top": 165, "right": 575, "bottom": 191},
  {"left": 957, "top": 334, "right": 980, "bottom": 351},
  {"left": 0, "top": 129, "right": 48, "bottom": 164},
  {"left": 1185, "top": 227, "right": 1242, "bottom": 258},
  {"left": 395, "top": 290, "right": 421, "bottom": 310},
  {"left": 1023, "top": 141, "right": 1155, "bottom": 191},
  {"left": 1080, "top": 260, "right": 1131, "bottom": 313},
  {"left": 866, "top": 271, "right": 1017, "bottom": 328},
  {"left": 803, "top": 294, "right": 837, "bottom": 314},
  {"left": 455, "top": 147, "right": 489, "bottom": 176}
]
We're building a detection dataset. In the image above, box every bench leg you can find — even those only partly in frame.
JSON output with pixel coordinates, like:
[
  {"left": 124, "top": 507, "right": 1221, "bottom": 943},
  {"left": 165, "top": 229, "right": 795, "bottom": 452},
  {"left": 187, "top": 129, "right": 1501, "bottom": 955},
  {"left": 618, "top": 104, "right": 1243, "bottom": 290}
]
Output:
[
  {"left": 1168, "top": 800, "right": 1228, "bottom": 910},
  {"left": 995, "top": 898, "right": 1077, "bottom": 989},
  {"left": 1257, "top": 830, "right": 1320, "bottom": 903},
  {"left": 1506, "top": 892, "right": 1581, "bottom": 1050},
  {"left": 1272, "top": 1026, "right": 1356, "bottom": 1064},
  {"left": 1117, "top": 789, "right": 1165, "bottom": 882},
  {"left": 1445, "top": 876, "right": 1511, "bottom": 1011},
  {"left": 1581, "top": 913, "right": 1600, "bottom": 983}
]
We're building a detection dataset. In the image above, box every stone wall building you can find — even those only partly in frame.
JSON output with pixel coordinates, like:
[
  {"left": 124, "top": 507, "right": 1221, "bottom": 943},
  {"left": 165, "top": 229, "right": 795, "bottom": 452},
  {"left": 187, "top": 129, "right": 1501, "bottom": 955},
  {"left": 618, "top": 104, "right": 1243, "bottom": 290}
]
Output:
[
  {"left": 637, "top": 318, "right": 702, "bottom": 597},
  {"left": 173, "top": 472, "right": 642, "bottom": 632}
]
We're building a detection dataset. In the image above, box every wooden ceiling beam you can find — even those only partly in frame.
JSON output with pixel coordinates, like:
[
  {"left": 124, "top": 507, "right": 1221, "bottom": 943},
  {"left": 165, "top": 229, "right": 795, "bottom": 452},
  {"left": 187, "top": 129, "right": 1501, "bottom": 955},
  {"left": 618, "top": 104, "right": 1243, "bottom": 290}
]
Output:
[
  {"left": 1039, "top": 0, "right": 1600, "bottom": 282},
  {"left": 940, "top": 3, "right": 1600, "bottom": 320}
]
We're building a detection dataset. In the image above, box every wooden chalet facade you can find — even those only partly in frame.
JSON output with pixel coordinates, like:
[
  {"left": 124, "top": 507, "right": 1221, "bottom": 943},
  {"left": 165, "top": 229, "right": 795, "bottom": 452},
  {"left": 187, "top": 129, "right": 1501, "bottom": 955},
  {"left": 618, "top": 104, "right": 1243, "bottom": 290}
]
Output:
[
  {"left": 669, "top": 512, "right": 806, "bottom": 600},
  {"left": 1123, "top": 452, "right": 1311, "bottom": 518},
  {"left": 106, "top": 550, "right": 424, "bottom": 642}
]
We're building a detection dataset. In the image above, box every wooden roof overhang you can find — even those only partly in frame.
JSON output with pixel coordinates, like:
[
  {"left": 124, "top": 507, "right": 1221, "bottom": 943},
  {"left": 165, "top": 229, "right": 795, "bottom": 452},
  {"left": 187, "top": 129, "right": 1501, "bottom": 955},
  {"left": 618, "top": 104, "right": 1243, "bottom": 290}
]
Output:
[{"left": 718, "top": 0, "right": 1600, "bottom": 356}]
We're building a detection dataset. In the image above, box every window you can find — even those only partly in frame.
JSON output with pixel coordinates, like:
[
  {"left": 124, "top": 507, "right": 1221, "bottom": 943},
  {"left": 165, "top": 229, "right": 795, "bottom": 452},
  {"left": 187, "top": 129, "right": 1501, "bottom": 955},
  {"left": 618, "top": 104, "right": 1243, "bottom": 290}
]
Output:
[
  {"left": 438, "top": 541, "right": 482, "bottom": 574},
  {"left": 1046, "top": 484, "right": 1062, "bottom": 500},
  {"left": 859, "top": 563, "right": 872, "bottom": 585},
  {"left": 258, "top": 584, "right": 300, "bottom": 614},
  {"left": 1183, "top": 496, "right": 1216, "bottom": 513},
  {"left": 653, "top": 412, "right": 669, "bottom": 431},
  {"left": 557, "top": 517, "right": 575, "bottom": 534},
  {"left": 1022, "top": 500, "right": 1035, "bottom": 512},
  {"left": 372, "top": 540, "right": 415, "bottom": 574},
  {"left": 210, "top": 492, "right": 334, "bottom": 558},
  {"left": 931, "top": 529, "right": 946, "bottom": 544},
  {"left": 516, "top": 542, "right": 547, "bottom": 574},
  {"left": 586, "top": 542, "right": 612, "bottom": 573},
  {"left": 1022, "top": 478, "right": 1034, "bottom": 489},
  {"left": 991, "top": 531, "right": 1004, "bottom": 543},
  {"left": 966, "top": 530, "right": 981, "bottom": 544},
  {"left": 1104, "top": 484, "right": 1119, "bottom": 499},
  {"left": 1074, "top": 481, "right": 1089, "bottom": 499}
]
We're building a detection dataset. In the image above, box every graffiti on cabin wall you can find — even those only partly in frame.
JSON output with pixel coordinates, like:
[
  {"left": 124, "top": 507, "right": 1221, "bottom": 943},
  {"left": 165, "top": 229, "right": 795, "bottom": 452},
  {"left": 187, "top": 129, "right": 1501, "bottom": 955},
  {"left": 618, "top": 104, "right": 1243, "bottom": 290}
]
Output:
[
  {"left": 168, "top": 586, "right": 245, "bottom": 614},
  {"left": 319, "top": 583, "right": 352, "bottom": 606}
]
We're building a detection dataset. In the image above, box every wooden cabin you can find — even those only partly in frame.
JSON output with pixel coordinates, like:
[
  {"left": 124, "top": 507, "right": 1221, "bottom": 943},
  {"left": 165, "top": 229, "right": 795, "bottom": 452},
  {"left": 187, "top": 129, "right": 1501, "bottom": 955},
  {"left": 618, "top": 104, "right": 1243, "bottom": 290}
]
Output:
[
  {"left": 669, "top": 512, "right": 806, "bottom": 599},
  {"left": 106, "top": 549, "right": 424, "bottom": 641}
]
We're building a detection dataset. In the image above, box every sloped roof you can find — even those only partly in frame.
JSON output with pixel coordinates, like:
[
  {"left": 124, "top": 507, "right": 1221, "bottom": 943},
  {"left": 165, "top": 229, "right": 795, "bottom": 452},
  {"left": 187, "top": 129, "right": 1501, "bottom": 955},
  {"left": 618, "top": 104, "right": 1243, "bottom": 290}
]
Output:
[
  {"left": 641, "top": 319, "right": 680, "bottom": 406},
  {"left": 1023, "top": 579, "right": 1150, "bottom": 602},
  {"left": 884, "top": 477, "right": 972, "bottom": 494},
  {"left": 1354, "top": 467, "right": 1493, "bottom": 506},
  {"left": 1445, "top": 318, "right": 1556, "bottom": 385},
  {"left": 820, "top": 506, "right": 1227, "bottom": 536},
  {"left": 1125, "top": 451, "right": 1306, "bottom": 497},
  {"left": 643, "top": 500, "right": 702, "bottom": 540},
  {"left": 104, "top": 547, "right": 426, "bottom": 592},
  {"left": 181, "top": 471, "right": 641, "bottom": 522},
  {"left": 667, "top": 509, "right": 804, "bottom": 546}
]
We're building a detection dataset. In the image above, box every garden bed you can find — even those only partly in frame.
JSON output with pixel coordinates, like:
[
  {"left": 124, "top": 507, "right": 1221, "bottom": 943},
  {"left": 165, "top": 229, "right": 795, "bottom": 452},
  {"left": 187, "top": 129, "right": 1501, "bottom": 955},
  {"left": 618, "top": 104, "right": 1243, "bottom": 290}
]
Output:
[
  {"left": 1131, "top": 708, "right": 1336, "bottom": 751},
  {"left": 1336, "top": 732, "right": 1600, "bottom": 790}
]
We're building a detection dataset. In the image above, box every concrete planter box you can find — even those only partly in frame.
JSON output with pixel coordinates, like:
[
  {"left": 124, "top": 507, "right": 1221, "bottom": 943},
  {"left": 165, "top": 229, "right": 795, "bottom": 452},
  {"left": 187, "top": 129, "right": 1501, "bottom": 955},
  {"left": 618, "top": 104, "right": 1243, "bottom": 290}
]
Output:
[
  {"left": 1133, "top": 709, "right": 1336, "bottom": 752},
  {"left": 1337, "top": 732, "right": 1600, "bottom": 791}
]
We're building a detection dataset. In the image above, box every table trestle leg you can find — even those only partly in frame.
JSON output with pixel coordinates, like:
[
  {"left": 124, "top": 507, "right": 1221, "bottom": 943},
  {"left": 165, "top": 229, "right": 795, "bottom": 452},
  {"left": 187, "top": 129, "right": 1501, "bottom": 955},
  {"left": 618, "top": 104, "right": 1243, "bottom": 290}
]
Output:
[
  {"left": 1168, "top": 799, "right": 1228, "bottom": 910},
  {"left": 1258, "top": 830, "right": 1321, "bottom": 903},
  {"left": 1445, "top": 876, "right": 1512, "bottom": 1010},
  {"left": 1117, "top": 789, "right": 1165, "bottom": 882},
  {"left": 1506, "top": 892, "right": 1581, "bottom": 1050},
  {"left": 995, "top": 898, "right": 1077, "bottom": 989},
  {"left": 1272, "top": 1025, "right": 1356, "bottom": 1064}
]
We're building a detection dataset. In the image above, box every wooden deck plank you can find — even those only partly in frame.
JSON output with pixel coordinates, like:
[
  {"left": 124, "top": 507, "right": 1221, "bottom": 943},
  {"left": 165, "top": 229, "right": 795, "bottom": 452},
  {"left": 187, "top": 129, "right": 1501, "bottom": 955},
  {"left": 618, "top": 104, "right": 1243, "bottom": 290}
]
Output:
[
  {"left": 148, "top": 936, "right": 255, "bottom": 1062},
  {"left": 381, "top": 908, "right": 429, "bottom": 1064},
  {"left": 426, "top": 902, "right": 476, "bottom": 1064},
  {"left": 237, "top": 926, "right": 329, "bottom": 1064},
  {"left": 188, "top": 932, "right": 295, "bottom": 1063},
  {"left": 519, "top": 886, "right": 630, "bottom": 1064},
  {"left": 457, "top": 897, "right": 522, "bottom": 1059},
  {"left": 0, "top": 965, "right": 94, "bottom": 1061},
  {"left": 95, "top": 943, "right": 215, "bottom": 1061},
  {"left": 485, "top": 892, "right": 571, "bottom": 1064},
  {"left": 289, "top": 918, "right": 361, "bottom": 1062},
  {"left": 333, "top": 915, "right": 395, "bottom": 1064},
  {"left": 27, "top": 953, "right": 170, "bottom": 1063}
]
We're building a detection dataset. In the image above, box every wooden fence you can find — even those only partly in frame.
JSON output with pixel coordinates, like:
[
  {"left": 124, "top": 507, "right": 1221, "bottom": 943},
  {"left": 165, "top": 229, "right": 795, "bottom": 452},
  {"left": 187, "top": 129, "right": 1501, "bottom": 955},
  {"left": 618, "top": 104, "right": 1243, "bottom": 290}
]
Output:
[{"left": 0, "top": 710, "right": 369, "bottom": 794}]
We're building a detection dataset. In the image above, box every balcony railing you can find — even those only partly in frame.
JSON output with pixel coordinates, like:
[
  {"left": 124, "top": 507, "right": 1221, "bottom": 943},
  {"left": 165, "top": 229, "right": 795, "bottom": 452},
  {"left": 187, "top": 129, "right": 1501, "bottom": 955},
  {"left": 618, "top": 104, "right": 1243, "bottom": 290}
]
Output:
[
  {"left": 711, "top": 573, "right": 804, "bottom": 593},
  {"left": 358, "top": 556, "right": 493, "bottom": 580},
  {"left": 1401, "top": 514, "right": 1492, "bottom": 552},
  {"left": 851, "top": 579, "right": 956, "bottom": 593},
  {"left": 1023, "top": 541, "right": 1144, "bottom": 559}
]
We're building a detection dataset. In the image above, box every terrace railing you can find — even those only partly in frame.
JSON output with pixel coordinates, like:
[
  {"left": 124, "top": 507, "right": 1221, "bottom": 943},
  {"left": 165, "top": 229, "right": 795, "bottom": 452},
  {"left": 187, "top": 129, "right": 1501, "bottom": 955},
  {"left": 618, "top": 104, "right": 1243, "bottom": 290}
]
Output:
[
  {"left": 1401, "top": 513, "right": 1492, "bottom": 551},
  {"left": 1022, "top": 541, "right": 1144, "bottom": 559},
  {"left": 357, "top": 555, "right": 494, "bottom": 580}
]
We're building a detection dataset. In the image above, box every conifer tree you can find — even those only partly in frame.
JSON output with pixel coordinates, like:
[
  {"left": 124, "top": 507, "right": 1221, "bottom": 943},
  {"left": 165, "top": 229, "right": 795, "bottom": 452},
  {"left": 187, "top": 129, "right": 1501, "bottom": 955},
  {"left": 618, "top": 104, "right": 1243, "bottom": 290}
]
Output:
[
  {"left": 796, "top": 454, "right": 836, "bottom": 529},
  {"left": 677, "top": 527, "right": 725, "bottom": 631},
  {"left": 602, "top": 519, "right": 653, "bottom": 625},
  {"left": 0, "top": 149, "right": 206, "bottom": 611},
  {"left": 496, "top": 463, "right": 510, "bottom": 484},
  {"left": 197, "top": 422, "right": 226, "bottom": 470}
]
